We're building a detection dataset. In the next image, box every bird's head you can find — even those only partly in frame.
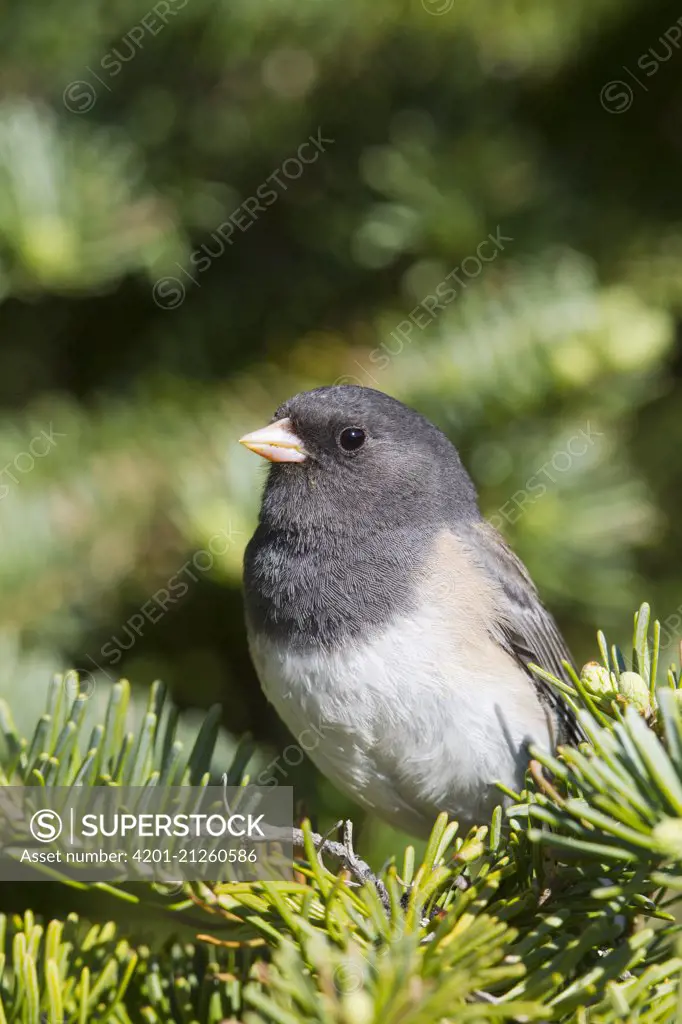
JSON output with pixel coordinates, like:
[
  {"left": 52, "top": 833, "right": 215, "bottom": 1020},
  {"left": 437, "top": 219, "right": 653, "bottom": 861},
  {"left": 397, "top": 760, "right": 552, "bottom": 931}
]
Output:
[{"left": 240, "top": 385, "right": 479, "bottom": 535}]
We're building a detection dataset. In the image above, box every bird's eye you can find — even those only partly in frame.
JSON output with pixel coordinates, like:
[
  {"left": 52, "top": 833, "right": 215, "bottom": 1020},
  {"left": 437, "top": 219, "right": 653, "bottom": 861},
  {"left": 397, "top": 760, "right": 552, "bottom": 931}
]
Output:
[{"left": 339, "top": 427, "right": 366, "bottom": 452}]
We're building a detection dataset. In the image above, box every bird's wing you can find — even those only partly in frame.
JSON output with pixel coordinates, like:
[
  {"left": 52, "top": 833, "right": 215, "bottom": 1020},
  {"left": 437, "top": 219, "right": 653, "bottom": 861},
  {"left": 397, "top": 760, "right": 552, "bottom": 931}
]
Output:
[{"left": 462, "top": 519, "right": 584, "bottom": 746}]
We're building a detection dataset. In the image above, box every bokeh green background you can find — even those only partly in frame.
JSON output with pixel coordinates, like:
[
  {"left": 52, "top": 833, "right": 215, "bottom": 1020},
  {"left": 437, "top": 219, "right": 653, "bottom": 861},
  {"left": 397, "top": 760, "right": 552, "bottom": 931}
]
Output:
[{"left": 2, "top": 0, "right": 682, "bottom": 864}]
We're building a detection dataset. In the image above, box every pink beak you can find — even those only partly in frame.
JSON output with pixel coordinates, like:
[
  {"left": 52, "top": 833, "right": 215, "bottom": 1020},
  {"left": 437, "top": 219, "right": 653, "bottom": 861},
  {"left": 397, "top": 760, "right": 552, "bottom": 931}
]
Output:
[{"left": 239, "top": 417, "right": 308, "bottom": 463}]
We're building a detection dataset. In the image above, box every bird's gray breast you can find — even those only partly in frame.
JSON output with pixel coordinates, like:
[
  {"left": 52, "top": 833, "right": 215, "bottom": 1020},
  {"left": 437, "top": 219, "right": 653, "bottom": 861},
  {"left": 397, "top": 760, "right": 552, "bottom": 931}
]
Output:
[{"left": 243, "top": 523, "right": 430, "bottom": 649}]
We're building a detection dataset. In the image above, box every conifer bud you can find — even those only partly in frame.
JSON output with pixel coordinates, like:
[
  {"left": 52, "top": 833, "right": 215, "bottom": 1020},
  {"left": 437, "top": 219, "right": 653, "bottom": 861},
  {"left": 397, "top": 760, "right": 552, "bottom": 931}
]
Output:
[
  {"left": 617, "top": 671, "right": 650, "bottom": 713},
  {"left": 580, "top": 661, "right": 616, "bottom": 698}
]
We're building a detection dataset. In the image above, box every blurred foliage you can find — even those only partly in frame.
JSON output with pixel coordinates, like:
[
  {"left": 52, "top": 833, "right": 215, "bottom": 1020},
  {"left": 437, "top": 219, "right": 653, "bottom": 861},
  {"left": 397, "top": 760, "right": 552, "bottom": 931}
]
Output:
[{"left": 2, "top": 0, "right": 682, "bottom": 862}]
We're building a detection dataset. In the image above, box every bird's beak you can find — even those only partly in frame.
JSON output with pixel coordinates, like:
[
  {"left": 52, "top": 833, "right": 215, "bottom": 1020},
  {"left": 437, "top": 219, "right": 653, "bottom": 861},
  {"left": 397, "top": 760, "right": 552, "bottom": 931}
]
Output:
[{"left": 239, "top": 417, "right": 308, "bottom": 463}]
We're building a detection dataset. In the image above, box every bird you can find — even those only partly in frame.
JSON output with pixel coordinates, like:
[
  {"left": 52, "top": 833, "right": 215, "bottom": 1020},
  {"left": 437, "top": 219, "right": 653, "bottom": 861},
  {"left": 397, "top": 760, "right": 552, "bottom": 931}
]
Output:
[{"left": 239, "top": 385, "right": 579, "bottom": 838}]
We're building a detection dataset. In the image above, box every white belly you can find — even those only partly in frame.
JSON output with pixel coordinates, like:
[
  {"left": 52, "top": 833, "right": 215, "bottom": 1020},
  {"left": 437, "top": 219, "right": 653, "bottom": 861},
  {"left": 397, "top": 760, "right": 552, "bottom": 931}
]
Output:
[{"left": 248, "top": 602, "right": 552, "bottom": 836}]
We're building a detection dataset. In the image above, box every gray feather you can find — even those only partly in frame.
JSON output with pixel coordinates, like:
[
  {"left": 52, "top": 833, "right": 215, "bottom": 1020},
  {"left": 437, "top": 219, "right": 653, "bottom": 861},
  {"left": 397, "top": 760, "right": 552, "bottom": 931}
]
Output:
[{"left": 465, "top": 520, "right": 584, "bottom": 746}]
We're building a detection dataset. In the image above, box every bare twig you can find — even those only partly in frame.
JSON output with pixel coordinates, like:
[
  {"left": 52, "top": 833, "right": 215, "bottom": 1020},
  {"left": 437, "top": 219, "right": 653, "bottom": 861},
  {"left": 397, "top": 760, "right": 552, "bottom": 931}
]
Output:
[
  {"left": 219, "top": 775, "right": 390, "bottom": 909},
  {"left": 292, "top": 820, "right": 391, "bottom": 911}
]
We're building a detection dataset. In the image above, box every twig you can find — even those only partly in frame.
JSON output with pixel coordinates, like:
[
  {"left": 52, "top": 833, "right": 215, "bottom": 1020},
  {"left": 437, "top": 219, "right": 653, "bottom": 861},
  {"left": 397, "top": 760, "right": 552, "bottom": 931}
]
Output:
[
  {"left": 292, "top": 819, "right": 391, "bottom": 911},
  {"left": 220, "top": 775, "right": 391, "bottom": 910}
]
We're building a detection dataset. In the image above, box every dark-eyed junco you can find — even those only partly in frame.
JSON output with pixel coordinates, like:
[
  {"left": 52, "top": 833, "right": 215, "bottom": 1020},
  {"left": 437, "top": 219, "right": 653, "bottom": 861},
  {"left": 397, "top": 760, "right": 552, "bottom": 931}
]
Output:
[{"left": 240, "top": 385, "right": 578, "bottom": 837}]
